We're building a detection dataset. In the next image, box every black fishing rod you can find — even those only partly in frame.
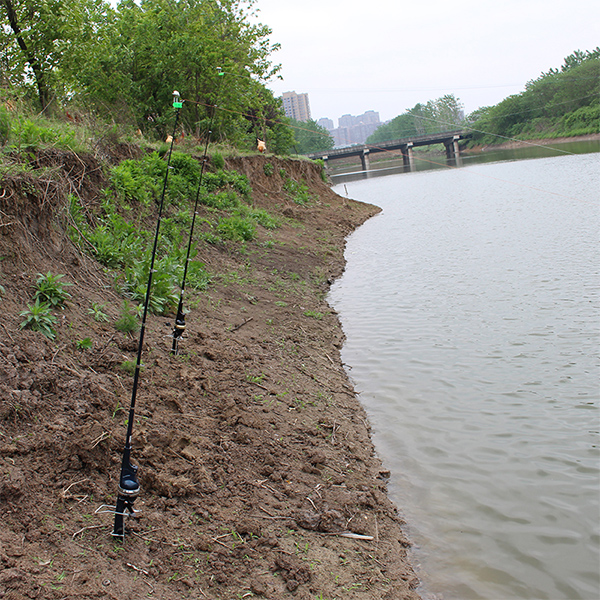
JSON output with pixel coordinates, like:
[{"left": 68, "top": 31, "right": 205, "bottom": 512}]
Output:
[
  {"left": 111, "top": 91, "right": 183, "bottom": 538},
  {"left": 171, "top": 67, "right": 225, "bottom": 354}
]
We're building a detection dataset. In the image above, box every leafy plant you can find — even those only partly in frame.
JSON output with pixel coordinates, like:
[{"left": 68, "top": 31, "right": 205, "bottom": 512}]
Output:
[
  {"left": 19, "top": 299, "right": 57, "bottom": 339},
  {"left": 76, "top": 337, "right": 93, "bottom": 350},
  {"left": 212, "top": 151, "right": 225, "bottom": 169},
  {"left": 217, "top": 216, "right": 256, "bottom": 241},
  {"left": 114, "top": 301, "right": 139, "bottom": 333},
  {"left": 88, "top": 302, "right": 109, "bottom": 322},
  {"left": 304, "top": 310, "right": 324, "bottom": 320},
  {"left": 283, "top": 176, "right": 313, "bottom": 205},
  {"left": 0, "top": 106, "right": 10, "bottom": 146},
  {"left": 34, "top": 272, "right": 72, "bottom": 308},
  {"left": 120, "top": 360, "right": 137, "bottom": 376}
]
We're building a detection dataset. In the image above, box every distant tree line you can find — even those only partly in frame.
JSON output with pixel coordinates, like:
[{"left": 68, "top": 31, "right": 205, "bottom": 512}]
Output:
[
  {"left": 0, "top": 0, "right": 300, "bottom": 153},
  {"left": 367, "top": 49, "right": 599, "bottom": 147},
  {"left": 367, "top": 94, "right": 465, "bottom": 144},
  {"left": 467, "top": 48, "right": 600, "bottom": 144}
]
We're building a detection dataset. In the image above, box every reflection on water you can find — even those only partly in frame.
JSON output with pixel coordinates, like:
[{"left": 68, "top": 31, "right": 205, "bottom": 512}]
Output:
[
  {"left": 330, "top": 139, "right": 600, "bottom": 184},
  {"left": 329, "top": 151, "right": 600, "bottom": 599}
]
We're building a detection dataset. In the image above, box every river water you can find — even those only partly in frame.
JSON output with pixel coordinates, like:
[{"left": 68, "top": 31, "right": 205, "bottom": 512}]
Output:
[{"left": 329, "top": 146, "right": 599, "bottom": 600}]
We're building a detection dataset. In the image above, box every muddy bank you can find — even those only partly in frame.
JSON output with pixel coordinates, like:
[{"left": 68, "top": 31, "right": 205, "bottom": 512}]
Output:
[{"left": 0, "top": 150, "right": 421, "bottom": 599}]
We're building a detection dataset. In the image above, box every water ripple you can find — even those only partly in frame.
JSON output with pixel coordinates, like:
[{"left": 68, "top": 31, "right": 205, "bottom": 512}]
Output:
[{"left": 331, "top": 153, "right": 600, "bottom": 600}]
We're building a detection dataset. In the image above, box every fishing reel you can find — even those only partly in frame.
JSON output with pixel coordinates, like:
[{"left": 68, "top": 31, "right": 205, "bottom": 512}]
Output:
[
  {"left": 171, "top": 303, "right": 186, "bottom": 354},
  {"left": 96, "top": 448, "right": 141, "bottom": 539}
]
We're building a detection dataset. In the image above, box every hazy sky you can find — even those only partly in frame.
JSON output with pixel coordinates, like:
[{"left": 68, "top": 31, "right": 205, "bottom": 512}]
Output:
[{"left": 252, "top": 0, "right": 599, "bottom": 125}]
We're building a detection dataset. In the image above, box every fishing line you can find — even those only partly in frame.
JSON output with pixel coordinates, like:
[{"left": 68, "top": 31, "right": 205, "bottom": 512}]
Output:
[
  {"left": 97, "top": 91, "right": 183, "bottom": 539},
  {"left": 185, "top": 94, "right": 595, "bottom": 203},
  {"left": 171, "top": 68, "right": 225, "bottom": 354}
]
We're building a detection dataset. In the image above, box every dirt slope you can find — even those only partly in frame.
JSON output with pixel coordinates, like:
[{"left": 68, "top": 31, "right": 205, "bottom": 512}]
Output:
[{"left": 0, "top": 149, "right": 421, "bottom": 600}]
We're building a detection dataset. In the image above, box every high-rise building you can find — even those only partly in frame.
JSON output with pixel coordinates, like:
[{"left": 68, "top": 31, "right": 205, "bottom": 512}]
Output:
[
  {"left": 282, "top": 91, "right": 311, "bottom": 122},
  {"left": 317, "top": 117, "right": 334, "bottom": 131},
  {"left": 330, "top": 110, "right": 382, "bottom": 147}
]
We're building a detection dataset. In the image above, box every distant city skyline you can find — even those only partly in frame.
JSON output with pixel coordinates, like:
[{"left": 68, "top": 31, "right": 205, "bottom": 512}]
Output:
[
  {"left": 253, "top": 0, "right": 600, "bottom": 123},
  {"left": 318, "top": 110, "right": 382, "bottom": 147}
]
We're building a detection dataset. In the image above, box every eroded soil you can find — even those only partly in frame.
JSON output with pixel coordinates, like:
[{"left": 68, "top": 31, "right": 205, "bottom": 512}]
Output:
[{"left": 0, "top": 149, "right": 420, "bottom": 599}]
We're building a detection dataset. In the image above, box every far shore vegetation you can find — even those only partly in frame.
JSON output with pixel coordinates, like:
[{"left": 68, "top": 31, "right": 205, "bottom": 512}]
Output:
[{"left": 368, "top": 48, "right": 599, "bottom": 147}]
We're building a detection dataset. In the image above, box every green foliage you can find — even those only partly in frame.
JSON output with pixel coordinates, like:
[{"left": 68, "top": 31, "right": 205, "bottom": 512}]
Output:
[
  {"left": 70, "top": 0, "right": 285, "bottom": 145},
  {"left": 0, "top": 106, "right": 10, "bottom": 146},
  {"left": 283, "top": 176, "right": 313, "bottom": 205},
  {"left": 1, "top": 0, "right": 290, "bottom": 150},
  {"left": 69, "top": 155, "right": 276, "bottom": 314},
  {"left": 288, "top": 118, "right": 334, "bottom": 154},
  {"left": 34, "top": 272, "right": 72, "bottom": 308},
  {"left": 217, "top": 216, "right": 256, "bottom": 241},
  {"left": 19, "top": 299, "right": 57, "bottom": 339},
  {"left": 263, "top": 162, "right": 274, "bottom": 177},
  {"left": 122, "top": 255, "right": 179, "bottom": 315},
  {"left": 76, "top": 337, "right": 93, "bottom": 350},
  {"left": 88, "top": 302, "right": 109, "bottom": 322},
  {"left": 0, "top": 0, "right": 109, "bottom": 112},
  {"left": 368, "top": 94, "right": 465, "bottom": 143},
  {"left": 114, "top": 301, "right": 139, "bottom": 334},
  {"left": 211, "top": 152, "right": 225, "bottom": 170},
  {"left": 468, "top": 49, "right": 600, "bottom": 143}
]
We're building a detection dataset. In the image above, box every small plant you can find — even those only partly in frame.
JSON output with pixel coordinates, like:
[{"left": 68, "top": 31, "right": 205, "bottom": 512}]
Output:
[
  {"left": 283, "top": 176, "right": 313, "bottom": 206},
  {"left": 114, "top": 301, "right": 139, "bottom": 333},
  {"left": 212, "top": 151, "right": 225, "bottom": 169},
  {"left": 76, "top": 337, "right": 93, "bottom": 350},
  {"left": 0, "top": 106, "right": 9, "bottom": 146},
  {"left": 304, "top": 310, "right": 324, "bottom": 320},
  {"left": 88, "top": 302, "right": 109, "bottom": 322},
  {"left": 19, "top": 299, "right": 57, "bottom": 339},
  {"left": 263, "top": 162, "right": 274, "bottom": 177},
  {"left": 120, "top": 360, "right": 137, "bottom": 376},
  {"left": 34, "top": 272, "right": 72, "bottom": 308}
]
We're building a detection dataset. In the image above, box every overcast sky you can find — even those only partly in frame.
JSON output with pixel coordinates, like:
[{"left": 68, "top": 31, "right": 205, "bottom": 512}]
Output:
[{"left": 252, "top": 0, "right": 599, "bottom": 125}]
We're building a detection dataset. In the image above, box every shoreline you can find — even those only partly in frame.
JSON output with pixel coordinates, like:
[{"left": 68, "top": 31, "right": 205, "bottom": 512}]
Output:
[
  {"left": 463, "top": 132, "right": 600, "bottom": 153},
  {"left": 0, "top": 152, "right": 421, "bottom": 599}
]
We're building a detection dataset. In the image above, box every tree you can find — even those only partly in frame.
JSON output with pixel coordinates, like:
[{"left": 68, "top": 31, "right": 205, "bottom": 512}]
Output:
[
  {"left": 0, "top": 0, "right": 110, "bottom": 112},
  {"left": 288, "top": 118, "right": 333, "bottom": 154},
  {"left": 72, "top": 0, "right": 283, "bottom": 143},
  {"left": 367, "top": 95, "right": 464, "bottom": 144}
]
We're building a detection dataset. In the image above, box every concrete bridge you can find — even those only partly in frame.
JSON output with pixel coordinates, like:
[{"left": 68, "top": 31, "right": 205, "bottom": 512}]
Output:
[{"left": 307, "top": 130, "right": 472, "bottom": 171}]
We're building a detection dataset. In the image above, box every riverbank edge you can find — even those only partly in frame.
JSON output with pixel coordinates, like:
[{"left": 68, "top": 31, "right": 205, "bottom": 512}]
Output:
[
  {"left": 463, "top": 132, "right": 600, "bottom": 153},
  {"left": 0, "top": 151, "right": 422, "bottom": 599}
]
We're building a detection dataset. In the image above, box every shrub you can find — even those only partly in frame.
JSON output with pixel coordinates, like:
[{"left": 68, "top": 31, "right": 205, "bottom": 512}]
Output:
[
  {"left": 88, "top": 302, "right": 109, "bottom": 322},
  {"left": 212, "top": 152, "right": 225, "bottom": 169},
  {"left": 114, "top": 301, "right": 139, "bottom": 333},
  {"left": 19, "top": 299, "right": 57, "bottom": 339},
  {"left": 34, "top": 272, "right": 72, "bottom": 308},
  {"left": 0, "top": 106, "right": 10, "bottom": 146},
  {"left": 217, "top": 216, "right": 256, "bottom": 241}
]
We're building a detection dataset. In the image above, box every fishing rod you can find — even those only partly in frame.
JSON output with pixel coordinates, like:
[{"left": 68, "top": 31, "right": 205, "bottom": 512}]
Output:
[
  {"left": 171, "top": 67, "right": 225, "bottom": 354},
  {"left": 99, "top": 91, "right": 183, "bottom": 539}
]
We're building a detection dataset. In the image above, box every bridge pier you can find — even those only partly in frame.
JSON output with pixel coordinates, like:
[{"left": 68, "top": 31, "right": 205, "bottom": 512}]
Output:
[
  {"left": 401, "top": 143, "right": 415, "bottom": 171},
  {"left": 360, "top": 149, "right": 370, "bottom": 171},
  {"left": 443, "top": 135, "right": 462, "bottom": 166}
]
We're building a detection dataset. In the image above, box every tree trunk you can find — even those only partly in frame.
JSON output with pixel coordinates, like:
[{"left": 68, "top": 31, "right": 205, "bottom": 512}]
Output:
[{"left": 1, "top": 0, "right": 53, "bottom": 113}]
